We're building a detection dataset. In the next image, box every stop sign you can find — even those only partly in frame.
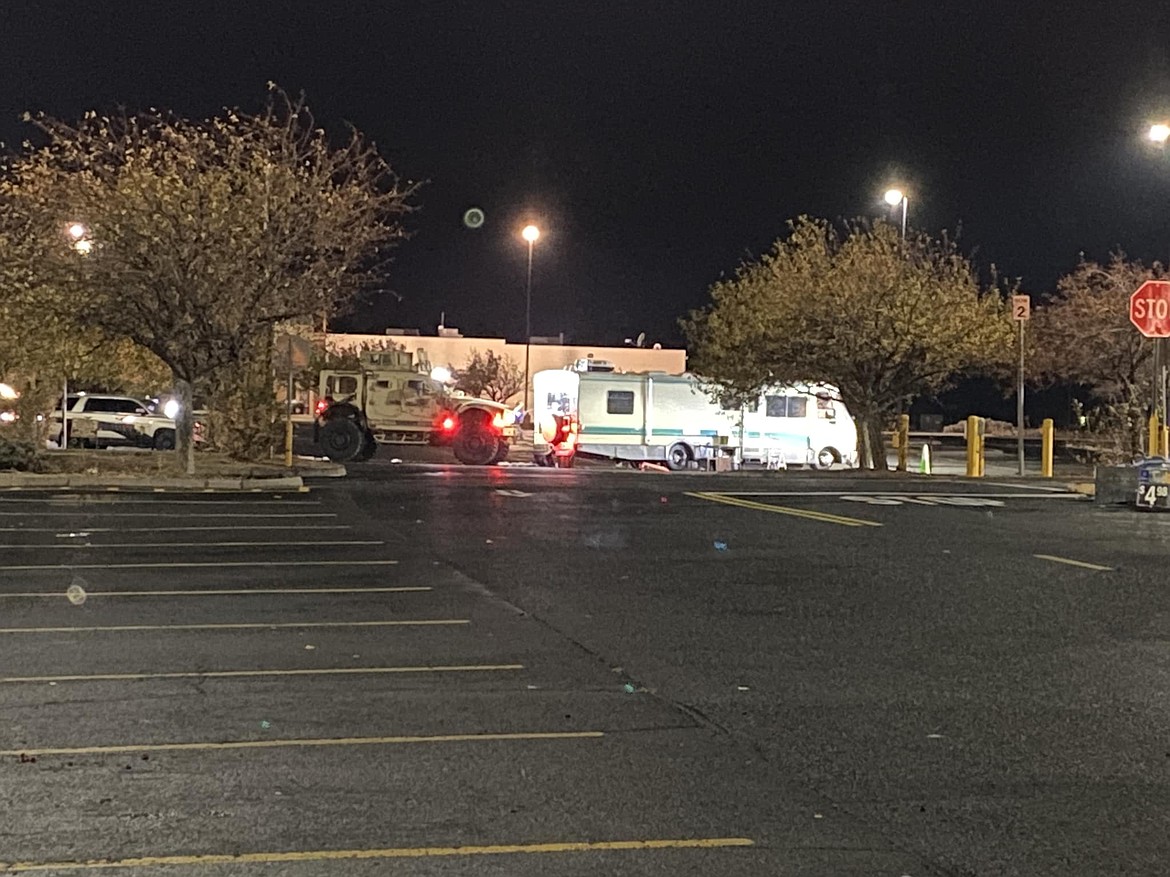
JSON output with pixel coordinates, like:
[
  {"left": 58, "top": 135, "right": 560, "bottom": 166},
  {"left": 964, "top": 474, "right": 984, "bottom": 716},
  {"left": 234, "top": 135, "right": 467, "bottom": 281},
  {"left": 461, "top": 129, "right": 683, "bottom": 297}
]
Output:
[{"left": 1130, "top": 280, "right": 1170, "bottom": 338}]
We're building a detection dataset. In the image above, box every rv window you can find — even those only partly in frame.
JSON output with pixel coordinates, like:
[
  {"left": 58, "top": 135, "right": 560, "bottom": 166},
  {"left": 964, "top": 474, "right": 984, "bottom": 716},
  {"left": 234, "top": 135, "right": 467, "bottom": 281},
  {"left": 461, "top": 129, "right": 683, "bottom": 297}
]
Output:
[
  {"left": 765, "top": 395, "right": 787, "bottom": 417},
  {"left": 607, "top": 390, "right": 635, "bottom": 415},
  {"left": 816, "top": 397, "right": 836, "bottom": 418},
  {"left": 787, "top": 396, "right": 808, "bottom": 418}
]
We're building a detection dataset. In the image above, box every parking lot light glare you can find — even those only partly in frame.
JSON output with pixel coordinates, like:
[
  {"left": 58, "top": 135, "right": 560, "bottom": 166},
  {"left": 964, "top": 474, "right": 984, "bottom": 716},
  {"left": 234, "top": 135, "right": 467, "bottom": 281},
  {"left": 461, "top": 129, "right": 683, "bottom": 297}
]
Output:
[{"left": 1149, "top": 123, "right": 1170, "bottom": 145}]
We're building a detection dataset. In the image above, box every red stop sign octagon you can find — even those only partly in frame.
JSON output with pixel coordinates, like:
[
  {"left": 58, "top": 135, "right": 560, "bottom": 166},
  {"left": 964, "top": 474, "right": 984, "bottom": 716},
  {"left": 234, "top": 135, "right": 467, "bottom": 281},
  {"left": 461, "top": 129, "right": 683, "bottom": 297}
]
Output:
[{"left": 1130, "top": 280, "right": 1170, "bottom": 338}]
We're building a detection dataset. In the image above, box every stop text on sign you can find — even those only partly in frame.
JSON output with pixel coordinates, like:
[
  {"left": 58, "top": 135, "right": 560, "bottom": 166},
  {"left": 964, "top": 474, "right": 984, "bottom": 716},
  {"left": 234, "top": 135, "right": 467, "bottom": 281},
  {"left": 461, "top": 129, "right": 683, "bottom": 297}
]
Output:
[{"left": 1132, "top": 297, "right": 1170, "bottom": 322}]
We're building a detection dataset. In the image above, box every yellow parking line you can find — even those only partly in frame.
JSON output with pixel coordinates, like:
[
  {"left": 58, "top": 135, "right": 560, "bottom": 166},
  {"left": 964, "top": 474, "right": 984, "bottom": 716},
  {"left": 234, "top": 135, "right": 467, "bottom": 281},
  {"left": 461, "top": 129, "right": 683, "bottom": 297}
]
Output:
[
  {"left": 0, "top": 560, "right": 400, "bottom": 571},
  {"left": 0, "top": 586, "right": 430, "bottom": 599},
  {"left": 0, "top": 837, "right": 754, "bottom": 871},
  {"left": 0, "top": 619, "right": 468, "bottom": 634},
  {"left": 0, "top": 730, "right": 603, "bottom": 758},
  {"left": 1034, "top": 554, "right": 1114, "bottom": 571},
  {"left": 0, "top": 525, "right": 351, "bottom": 532},
  {"left": 687, "top": 491, "right": 881, "bottom": 527},
  {"left": 0, "top": 540, "right": 383, "bottom": 550},
  {"left": 0, "top": 664, "right": 524, "bottom": 684}
]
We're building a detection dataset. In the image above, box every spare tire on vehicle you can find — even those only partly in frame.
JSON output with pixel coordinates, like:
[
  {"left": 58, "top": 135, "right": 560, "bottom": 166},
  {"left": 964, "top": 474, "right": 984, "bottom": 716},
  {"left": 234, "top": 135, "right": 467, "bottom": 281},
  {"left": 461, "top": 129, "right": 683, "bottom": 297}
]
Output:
[
  {"left": 319, "top": 418, "right": 364, "bottom": 462},
  {"left": 453, "top": 426, "right": 498, "bottom": 466}
]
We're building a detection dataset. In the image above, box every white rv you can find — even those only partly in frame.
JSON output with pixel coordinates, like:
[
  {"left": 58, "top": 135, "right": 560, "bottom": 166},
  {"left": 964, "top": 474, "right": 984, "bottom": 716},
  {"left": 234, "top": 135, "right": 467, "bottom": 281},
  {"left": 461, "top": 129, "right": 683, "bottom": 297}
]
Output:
[{"left": 532, "top": 368, "right": 858, "bottom": 470}]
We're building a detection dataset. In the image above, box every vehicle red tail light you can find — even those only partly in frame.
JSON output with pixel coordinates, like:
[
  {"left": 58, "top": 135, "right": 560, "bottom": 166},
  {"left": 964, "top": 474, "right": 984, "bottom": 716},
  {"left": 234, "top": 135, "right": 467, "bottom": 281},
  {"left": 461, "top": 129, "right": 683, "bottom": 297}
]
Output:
[
  {"left": 315, "top": 397, "right": 333, "bottom": 417},
  {"left": 442, "top": 416, "right": 456, "bottom": 431}
]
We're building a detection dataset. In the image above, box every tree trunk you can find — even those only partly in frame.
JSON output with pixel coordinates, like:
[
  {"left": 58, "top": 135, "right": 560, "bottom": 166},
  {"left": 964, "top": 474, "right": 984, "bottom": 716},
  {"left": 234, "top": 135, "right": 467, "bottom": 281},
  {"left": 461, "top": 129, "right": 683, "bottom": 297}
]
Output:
[
  {"left": 174, "top": 375, "right": 196, "bottom": 476},
  {"left": 853, "top": 408, "right": 889, "bottom": 470}
]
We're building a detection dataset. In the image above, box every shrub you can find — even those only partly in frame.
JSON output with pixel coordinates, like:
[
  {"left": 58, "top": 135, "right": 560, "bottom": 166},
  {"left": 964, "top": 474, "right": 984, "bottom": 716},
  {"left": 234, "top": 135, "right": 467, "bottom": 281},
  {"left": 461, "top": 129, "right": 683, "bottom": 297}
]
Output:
[{"left": 0, "top": 437, "right": 39, "bottom": 471}]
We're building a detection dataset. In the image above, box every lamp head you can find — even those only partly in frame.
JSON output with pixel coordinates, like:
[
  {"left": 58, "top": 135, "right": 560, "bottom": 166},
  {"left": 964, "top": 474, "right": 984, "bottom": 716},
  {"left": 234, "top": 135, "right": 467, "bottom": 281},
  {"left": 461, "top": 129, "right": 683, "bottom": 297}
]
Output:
[{"left": 883, "top": 188, "right": 905, "bottom": 207}]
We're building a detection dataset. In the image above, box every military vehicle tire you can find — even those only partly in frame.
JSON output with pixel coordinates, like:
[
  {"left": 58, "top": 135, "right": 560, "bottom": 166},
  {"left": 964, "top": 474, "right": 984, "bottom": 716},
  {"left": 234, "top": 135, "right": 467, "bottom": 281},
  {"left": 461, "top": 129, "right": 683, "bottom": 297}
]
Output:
[
  {"left": 319, "top": 418, "right": 364, "bottom": 462},
  {"left": 355, "top": 430, "right": 378, "bottom": 462},
  {"left": 453, "top": 426, "right": 498, "bottom": 465},
  {"left": 489, "top": 440, "right": 510, "bottom": 465}
]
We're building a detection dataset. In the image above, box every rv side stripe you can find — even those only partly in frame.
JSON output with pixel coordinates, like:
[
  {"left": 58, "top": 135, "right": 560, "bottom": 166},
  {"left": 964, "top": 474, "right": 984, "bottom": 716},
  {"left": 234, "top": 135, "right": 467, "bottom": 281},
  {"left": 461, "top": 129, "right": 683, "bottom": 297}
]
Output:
[{"left": 686, "top": 492, "right": 882, "bottom": 528}]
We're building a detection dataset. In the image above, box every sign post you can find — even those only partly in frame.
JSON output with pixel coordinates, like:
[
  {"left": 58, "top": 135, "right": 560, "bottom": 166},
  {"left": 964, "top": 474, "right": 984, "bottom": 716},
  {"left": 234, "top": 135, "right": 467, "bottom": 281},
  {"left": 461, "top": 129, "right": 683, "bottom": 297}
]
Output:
[
  {"left": 1012, "top": 294, "right": 1030, "bottom": 476},
  {"left": 1129, "top": 280, "right": 1170, "bottom": 456}
]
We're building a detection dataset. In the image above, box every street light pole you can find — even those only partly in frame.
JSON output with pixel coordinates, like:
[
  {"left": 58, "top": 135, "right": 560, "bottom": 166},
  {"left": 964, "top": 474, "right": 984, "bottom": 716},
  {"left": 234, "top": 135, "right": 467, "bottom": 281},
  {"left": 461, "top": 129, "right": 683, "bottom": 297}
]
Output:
[
  {"left": 883, "top": 188, "right": 908, "bottom": 238},
  {"left": 1148, "top": 124, "right": 1170, "bottom": 454},
  {"left": 521, "top": 224, "right": 540, "bottom": 415}
]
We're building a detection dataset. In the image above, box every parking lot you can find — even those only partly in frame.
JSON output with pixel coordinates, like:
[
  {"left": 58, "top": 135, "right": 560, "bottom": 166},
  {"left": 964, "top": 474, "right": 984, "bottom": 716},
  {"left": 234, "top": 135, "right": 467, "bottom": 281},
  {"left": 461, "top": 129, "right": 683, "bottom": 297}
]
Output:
[
  {"left": 0, "top": 487, "right": 772, "bottom": 875},
  {"left": 3, "top": 469, "right": 1170, "bottom": 874}
]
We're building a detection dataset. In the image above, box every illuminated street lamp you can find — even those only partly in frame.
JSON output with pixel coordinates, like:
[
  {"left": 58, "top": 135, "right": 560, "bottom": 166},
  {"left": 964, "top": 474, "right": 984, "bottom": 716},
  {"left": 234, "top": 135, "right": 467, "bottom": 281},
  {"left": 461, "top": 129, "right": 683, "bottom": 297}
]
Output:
[
  {"left": 66, "top": 222, "right": 92, "bottom": 254},
  {"left": 883, "top": 188, "right": 908, "bottom": 238},
  {"left": 520, "top": 224, "right": 540, "bottom": 414},
  {"left": 1149, "top": 123, "right": 1170, "bottom": 145}
]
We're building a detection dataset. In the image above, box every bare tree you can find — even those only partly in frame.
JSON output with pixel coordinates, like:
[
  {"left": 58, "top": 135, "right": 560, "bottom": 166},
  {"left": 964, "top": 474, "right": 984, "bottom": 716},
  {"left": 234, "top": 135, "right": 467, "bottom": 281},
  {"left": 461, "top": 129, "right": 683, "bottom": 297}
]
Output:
[
  {"left": 0, "top": 85, "right": 418, "bottom": 471},
  {"left": 455, "top": 349, "right": 524, "bottom": 403},
  {"left": 1029, "top": 254, "right": 1160, "bottom": 456}
]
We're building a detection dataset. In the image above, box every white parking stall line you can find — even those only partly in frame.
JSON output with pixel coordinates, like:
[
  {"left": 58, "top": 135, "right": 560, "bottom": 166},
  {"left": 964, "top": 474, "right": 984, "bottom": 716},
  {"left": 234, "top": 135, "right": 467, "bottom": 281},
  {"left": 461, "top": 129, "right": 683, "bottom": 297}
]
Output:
[
  {"left": 0, "top": 619, "right": 469, "bottom": 634},
  {"left": 0, "top": 586, "right": 430, "bottom": 599},
  {"left": 983, "top": 482, "right": 1073, "bottom": 492},
  {"left": 0, "top": 560, "right": 400, "bottom": 571},
  {"left": 0, "top": 540, "right": 384, "bottom": 550}
]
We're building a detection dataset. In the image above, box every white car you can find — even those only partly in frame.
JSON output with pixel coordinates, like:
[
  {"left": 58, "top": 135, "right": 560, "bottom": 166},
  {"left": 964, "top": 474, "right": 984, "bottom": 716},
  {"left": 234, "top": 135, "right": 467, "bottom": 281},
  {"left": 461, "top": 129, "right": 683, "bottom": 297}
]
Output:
[{"left": 49, "top": 394, "right": 179, "bottom": 450}]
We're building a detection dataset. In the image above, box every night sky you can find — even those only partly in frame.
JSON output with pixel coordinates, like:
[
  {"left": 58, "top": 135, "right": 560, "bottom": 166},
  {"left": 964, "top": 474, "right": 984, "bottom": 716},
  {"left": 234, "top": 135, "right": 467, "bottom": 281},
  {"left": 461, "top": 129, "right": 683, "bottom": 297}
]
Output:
[{"left": 4, "top": 2, "right": 1170, "bottom": 347}]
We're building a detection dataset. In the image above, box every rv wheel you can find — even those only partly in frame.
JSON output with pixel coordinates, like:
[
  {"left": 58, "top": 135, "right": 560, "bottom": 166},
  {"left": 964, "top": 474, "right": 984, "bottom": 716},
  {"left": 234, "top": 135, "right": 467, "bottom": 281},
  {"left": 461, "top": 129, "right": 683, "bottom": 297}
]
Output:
[
  {"left": 815, "top": 447, "right": 838, "bottom": 470},
  {"left": 666, "top": 443, "right": 692, "bottom": 471}
]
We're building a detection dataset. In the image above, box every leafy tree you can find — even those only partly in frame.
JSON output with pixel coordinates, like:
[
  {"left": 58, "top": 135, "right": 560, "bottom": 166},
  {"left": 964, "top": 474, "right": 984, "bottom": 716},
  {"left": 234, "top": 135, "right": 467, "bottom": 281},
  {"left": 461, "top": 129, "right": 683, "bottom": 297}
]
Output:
[
  {"left": 1029, "top": 254, "right": 1159, "bottom": 456},
  {"left": 683, "top": 217, "right": 1012, "bottom": 468},
  {"left": 0, "top": 291, "right": 169, "bottom": 443},
  {"left": 0, "top": 86, "right": 417, "bottom": 471},
  {"left": 455, "top": 349, "right": 524, "bottom": 403}
]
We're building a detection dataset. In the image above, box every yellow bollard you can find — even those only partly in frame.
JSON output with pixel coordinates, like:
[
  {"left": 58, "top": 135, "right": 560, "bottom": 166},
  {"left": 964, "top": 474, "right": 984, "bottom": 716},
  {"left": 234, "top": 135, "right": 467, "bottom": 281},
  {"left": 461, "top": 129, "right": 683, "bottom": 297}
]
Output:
[
  {"left": 1040, "top": 418, "right": 1054, "bottom": 478},
  {"left": 965, "top": 415, "right": 984, "bottom": 478},
  {"left": 284, "top": 418, "right": 294, "bottom": 467},
  {"left": 1162, "top": 425, "right": 1169, "bottom": 459},
  {"left": 1150, "top": 413, "right": 1161, "bottom": 458},
  {"left": 896, "top": 414, "right": 910, "bottom": 472}
]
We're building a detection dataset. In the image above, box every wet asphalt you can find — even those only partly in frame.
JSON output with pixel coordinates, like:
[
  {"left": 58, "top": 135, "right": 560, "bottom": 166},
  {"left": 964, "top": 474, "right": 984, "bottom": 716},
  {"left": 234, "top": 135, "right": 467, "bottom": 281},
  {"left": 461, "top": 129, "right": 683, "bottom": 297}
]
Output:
[{"left": 0, "top": 460, "right": 1166, "bottom": 875}]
